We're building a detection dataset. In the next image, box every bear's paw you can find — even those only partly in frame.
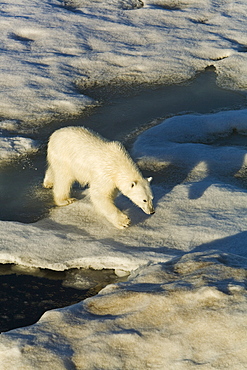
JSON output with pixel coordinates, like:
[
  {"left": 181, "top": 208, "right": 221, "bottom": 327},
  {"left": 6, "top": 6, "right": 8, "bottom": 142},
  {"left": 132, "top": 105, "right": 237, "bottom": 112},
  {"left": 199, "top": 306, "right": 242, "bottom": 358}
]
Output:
[
  {"left": 115, "top": 213, "right": 131, "bottom": 229},
  {"left": 56, "top": 197, "right": 77, "bottom": 206}
]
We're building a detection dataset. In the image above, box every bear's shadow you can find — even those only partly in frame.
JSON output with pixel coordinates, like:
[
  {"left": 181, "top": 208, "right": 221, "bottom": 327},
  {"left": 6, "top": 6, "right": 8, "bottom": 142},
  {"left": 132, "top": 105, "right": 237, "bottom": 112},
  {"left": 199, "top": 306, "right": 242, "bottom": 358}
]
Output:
[
  {"left": 114, "top": 193, "right": 155, "bottom": 226},
  {"left": 69, "top": 183, "right": 156, "bottom": 227}
]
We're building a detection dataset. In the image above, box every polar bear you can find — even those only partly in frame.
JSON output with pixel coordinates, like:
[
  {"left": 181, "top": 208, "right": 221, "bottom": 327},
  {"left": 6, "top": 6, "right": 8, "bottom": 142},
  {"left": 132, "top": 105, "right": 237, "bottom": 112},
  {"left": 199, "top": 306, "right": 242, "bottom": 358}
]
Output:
[{"left": 43, "top": 126, "right": 154, "bottom": 229}]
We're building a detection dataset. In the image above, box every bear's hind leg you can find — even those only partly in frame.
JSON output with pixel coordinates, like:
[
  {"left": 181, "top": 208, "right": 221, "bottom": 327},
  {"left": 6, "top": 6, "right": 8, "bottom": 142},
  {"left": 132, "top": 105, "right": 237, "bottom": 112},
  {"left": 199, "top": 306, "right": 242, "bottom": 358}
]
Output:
[
  {"left": 52, "top": 169, "right": 76, "bottom": 206},
  {"left": 43, "top": 166, "right": 54, "bottom": 189},
  {"left": 90, "top": 187, "right": 130, "bottom": 229}
]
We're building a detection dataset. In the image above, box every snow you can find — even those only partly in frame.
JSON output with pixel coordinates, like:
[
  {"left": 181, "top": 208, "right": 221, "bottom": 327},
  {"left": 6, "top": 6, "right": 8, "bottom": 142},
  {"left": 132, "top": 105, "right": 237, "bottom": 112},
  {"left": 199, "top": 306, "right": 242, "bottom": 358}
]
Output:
[
  {"left": 133, "top": 109, "right": 247, "bottom": 174},
  {"left": 1, "top": 0, "right": 247, "bottom": 368},
  {"left": 1, "top": 252, "right": 247, "bottom": 369},
  {"left": 1, "top": 107, "right": 247, "bottom": 364},
  {"left": 1, "top": 174, "right": 247, "bottom": 272},
  {"left": 0, "top": 121, "right": 39, "bottom": 162},
  {"left": 1, "top": 0, "right": 247, "bottom": 159},
  {"left": 0, "top": 136, "right": 38, "bottom": 162}
]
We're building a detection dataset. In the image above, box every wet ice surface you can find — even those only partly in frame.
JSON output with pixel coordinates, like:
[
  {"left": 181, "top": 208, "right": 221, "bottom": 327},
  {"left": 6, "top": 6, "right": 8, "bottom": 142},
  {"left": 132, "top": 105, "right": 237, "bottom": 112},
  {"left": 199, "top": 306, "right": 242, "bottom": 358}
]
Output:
[
  {"left": 1, "top": 69, "right": 246, "bottom": 223},
  {"left": 1, "top": 0, "right": 247, "bottom": 368}
]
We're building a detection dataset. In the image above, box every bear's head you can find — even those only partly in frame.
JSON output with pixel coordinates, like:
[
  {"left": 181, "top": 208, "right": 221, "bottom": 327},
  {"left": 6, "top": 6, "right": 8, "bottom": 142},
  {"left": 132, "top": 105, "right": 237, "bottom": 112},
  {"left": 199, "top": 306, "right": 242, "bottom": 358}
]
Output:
[{"left": 125, "top": 177, "right": 155, "bottom": 215}]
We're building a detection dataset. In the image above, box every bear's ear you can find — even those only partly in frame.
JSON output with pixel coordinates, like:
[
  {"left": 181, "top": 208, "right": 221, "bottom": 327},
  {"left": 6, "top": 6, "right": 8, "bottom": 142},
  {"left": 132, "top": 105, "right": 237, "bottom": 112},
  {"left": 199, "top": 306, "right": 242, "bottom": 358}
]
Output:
[
  {"left": 131, "top": 181, "right": 137, "bottom": 188},
  {"left": 147, "top": 177, "right": 153, "bottom": 183}
]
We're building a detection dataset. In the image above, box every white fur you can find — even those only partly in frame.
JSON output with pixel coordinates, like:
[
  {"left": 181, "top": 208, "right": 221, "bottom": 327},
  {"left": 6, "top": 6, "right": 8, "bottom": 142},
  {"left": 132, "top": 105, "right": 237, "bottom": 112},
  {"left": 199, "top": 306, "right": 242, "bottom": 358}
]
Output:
[{"left": 43, "top": 126, "right": 154, "bottom": 229}]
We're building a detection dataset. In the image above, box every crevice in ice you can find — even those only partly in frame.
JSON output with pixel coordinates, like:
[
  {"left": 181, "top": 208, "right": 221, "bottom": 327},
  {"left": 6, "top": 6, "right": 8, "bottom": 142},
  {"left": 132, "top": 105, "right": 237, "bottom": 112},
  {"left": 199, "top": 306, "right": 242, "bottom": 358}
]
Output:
[
  {"left": 62, "top": 0, "right": 144, "bottom": 11},
  {"left": 10, "top": 33, "right": 34, "bottom": 43},
  {"left": 146, "top": 1, "right": 182, "bottom": 11},
  {"left": 238, "top": 45, "right": 247, "bottom": 53},
  {"left": 217, "top": 35, "right": 247, "bottom": 54},
  {"left": 180, "top": 359, "right": 210, "bottom": 365}
]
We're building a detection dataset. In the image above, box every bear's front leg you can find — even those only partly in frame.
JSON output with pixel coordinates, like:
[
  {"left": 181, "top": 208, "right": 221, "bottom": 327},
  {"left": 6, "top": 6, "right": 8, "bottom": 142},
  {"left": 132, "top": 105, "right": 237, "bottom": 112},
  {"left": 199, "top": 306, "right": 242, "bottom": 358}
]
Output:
[
  {"left": 89, "top": 187, "right": 130, "bottom": 229},
  {"left": 115, "top": 212, "right": 131, "bottom": 229}
]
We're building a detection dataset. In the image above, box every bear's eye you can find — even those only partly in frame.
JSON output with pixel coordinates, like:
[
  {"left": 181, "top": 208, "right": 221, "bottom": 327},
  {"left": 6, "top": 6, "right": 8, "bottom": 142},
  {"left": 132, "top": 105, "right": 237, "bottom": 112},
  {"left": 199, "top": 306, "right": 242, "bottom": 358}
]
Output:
[{"left": 143, "top": 199, "right": 147, "bottom": 203}]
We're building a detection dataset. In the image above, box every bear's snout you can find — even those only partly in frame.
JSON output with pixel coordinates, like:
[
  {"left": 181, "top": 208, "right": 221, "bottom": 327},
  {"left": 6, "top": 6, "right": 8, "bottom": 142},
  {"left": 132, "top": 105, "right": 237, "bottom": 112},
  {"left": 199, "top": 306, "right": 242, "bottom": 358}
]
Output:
[
  {"left": 147, "top": 206, "right": 155, "bottom": 214},
  {"left": 143, "top": 204, "right": 155, "bottom": 215}
]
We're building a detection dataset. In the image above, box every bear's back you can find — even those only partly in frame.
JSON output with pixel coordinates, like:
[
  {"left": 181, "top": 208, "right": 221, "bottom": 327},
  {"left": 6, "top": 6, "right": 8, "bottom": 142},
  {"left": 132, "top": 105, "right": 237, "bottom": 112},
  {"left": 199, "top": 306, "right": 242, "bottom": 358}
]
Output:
[
  {"left": 49, "top": 126, "right": 106, "bottom": 150},
  {"left": 49, "top": 126, "right": 108, "bottom": 158},
  {"left": 47, "top": 127, "right": 141, "bottom": 187},
  {"left": 47, "top": 127, "right": 132, "bottom": 180}
]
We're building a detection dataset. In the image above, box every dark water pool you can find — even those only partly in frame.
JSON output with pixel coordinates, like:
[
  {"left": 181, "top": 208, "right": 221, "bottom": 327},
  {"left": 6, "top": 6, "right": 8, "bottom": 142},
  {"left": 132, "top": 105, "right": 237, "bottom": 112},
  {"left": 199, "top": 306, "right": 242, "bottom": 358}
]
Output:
[{"left": 0, "top": 265, "right": 120, "bottom": 332}]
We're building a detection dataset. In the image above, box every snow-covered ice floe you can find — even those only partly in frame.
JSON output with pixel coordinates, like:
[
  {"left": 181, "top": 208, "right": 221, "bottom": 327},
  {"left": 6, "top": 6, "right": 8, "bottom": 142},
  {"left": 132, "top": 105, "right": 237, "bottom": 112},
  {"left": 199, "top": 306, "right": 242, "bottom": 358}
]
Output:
[
  {"left": 1, "top": 0, "right": 247, "bottom": 368},
  {"left": 0, "top": 121, "right": 39, "bottom": 163},
  {"left": 0, "top": 137, "right": 38, "bottom": 163},
  {"left": 1, "top": 167, "right": 247, "bottom": 272},
  {"left": 1, "top": 0, "right": 247, "bottom": 160},
  {"left": 133, "top": 109, "right": 247, "bottom": 175},
  {"left": 1, "top": 252, "right": 247, "bottom": 369},
  {"left": 1, "top": 109, "right": 247, "bottom": 366}
]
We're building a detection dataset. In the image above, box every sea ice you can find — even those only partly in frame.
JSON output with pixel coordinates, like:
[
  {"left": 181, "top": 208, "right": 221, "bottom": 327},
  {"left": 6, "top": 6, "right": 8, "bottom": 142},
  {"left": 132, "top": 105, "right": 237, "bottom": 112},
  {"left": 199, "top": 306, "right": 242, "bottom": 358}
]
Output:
[
  {"left": 1, "top": 0, "right": 247, "bottom": 159},
  {"left": 0, "top": 0, "right": 247, "bottom": 156},
  {"left": 2, "top": 106, "right": 247, "bottom": 367},
  {"left": 0, "top": 252, "right": 246, "bottom": 369},
  {"left": 1, "top": 0, "right": 247, "bottom": 368},
  {"left": 133, "top": 109, "right": 247, "bottom": 175},
  {"left": 0, "top": 136, "right": 38, "bottom": 163}
]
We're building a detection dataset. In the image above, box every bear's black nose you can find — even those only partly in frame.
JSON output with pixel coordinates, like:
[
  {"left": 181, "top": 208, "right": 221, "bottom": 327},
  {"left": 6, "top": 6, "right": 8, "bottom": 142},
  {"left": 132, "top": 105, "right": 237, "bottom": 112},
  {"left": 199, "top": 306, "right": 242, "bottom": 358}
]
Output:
[{"left": 150, "top": 209, "right": 155, "bottom": 214}]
